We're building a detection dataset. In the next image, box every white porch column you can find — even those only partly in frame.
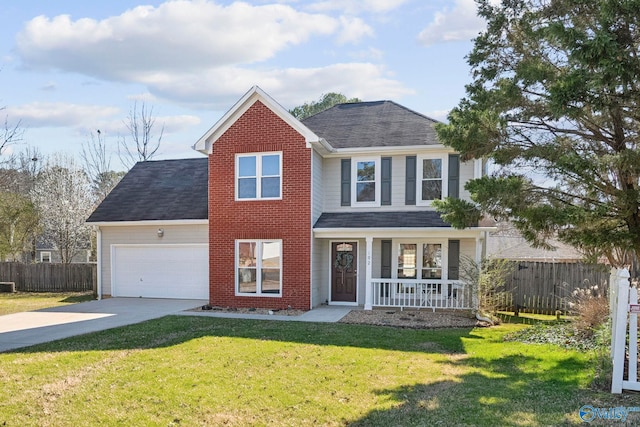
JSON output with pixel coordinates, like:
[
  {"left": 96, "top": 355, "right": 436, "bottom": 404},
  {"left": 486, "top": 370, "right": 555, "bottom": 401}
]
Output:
[
  {"left": 473, "top": 234, "right": 483, "bottom": 310},
  {"left": 364, "top": 236, "right": 373, "bottom": 310}
]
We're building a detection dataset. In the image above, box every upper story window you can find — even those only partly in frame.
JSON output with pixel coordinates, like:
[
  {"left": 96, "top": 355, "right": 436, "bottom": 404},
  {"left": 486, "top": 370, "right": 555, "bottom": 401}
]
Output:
[
  {"left": 352, "top": 157, "right": 380, "bottom": 206},
  {"left": 422, "top": 158, "right": 442, "bottom": 200},
  {"left": 418, "top": 155, "right": 447, "bottom": 205},
  {"left": 236, "top": 152, "right": 282, "bottom": 200}
]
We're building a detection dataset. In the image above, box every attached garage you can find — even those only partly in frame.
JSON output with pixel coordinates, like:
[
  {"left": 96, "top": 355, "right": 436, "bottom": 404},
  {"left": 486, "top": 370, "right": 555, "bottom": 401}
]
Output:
[
  {"left": 86, "top": 158, "right": 210, "bottom": 301},
  {"left": 112, "top": 244, "right": 208, "bottom": 299}
]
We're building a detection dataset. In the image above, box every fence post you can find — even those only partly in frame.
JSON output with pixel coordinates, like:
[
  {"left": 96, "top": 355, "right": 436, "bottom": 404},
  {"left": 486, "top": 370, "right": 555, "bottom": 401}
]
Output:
[
  {"left": 610, "top": 267, "right": 619, "bottom": 357},
  {"left": 611, "top": 268, "right": 630, "bottom": 394}
]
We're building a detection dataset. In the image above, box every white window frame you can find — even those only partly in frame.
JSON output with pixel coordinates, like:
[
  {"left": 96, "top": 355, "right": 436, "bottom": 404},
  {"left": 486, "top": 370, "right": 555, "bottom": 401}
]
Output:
[
  {"left": 351, "top": 156, "right": 380, "bottom": 207},
  {"left": 235, "top": 239, "right": 282, "bottom": 297},
  {"left": 392, "top": 239, "right": 447, "bottom": 281},
  {"left": 235, "top": 152, "right": 282, "bottom": 201},
  {"left": 40, "top": 251, "right": 52, "bottom": 263},
  {"left": 417, "top": 154, "right": 448, "bottom": 206}
]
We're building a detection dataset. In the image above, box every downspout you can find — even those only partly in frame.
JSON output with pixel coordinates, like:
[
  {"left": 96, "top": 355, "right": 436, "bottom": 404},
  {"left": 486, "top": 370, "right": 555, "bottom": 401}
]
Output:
[{"left": 96, "top": 226, "right": 102, "bottom": 300}]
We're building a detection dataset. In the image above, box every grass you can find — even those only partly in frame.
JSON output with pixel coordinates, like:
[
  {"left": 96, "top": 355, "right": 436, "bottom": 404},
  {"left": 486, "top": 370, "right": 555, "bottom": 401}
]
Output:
[
  {"left": 0, "top": 316, "right": 636, "bottom": 426},
  {"left": 496, "top": 310, "right": 573, "bottom": 325},
  {"left": 0, "top": 291, "right": 94, "bottom": 315}
]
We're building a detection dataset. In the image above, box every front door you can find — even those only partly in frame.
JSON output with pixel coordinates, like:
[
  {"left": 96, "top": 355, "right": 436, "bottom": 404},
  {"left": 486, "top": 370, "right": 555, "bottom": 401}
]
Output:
[{"left": 331, "top": 242, "right": 358, "bottom": 302}]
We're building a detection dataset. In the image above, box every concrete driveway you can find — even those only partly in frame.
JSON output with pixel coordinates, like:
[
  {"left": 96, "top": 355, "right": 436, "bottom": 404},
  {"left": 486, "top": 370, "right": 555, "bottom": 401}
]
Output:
[{"left": 0, "top": 298, "right": 206, "bottom": 353}]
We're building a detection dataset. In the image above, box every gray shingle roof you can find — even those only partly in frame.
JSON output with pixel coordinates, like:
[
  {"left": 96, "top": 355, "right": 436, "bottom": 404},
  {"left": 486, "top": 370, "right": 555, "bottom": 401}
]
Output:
[
  {"left": 87, "top": 158, "right": 208, "bottom": 222},
  {"left": 313, "top": 211, "right": 450, "bottom": 229},
  {"left": 301, "top": 101, "right": 440, "bottom": 149}
]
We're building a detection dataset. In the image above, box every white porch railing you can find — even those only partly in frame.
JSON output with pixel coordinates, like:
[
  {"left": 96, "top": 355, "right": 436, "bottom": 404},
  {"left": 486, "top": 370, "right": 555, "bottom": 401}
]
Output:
[{"left": 370, "top": 278, "right": 474, "bottom": 311}]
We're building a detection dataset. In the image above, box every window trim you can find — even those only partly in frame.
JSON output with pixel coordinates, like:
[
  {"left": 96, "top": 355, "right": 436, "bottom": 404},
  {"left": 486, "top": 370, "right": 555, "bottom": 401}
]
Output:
[
  {"left": 235, "top": 152, "right": 282, "bottom": 201},
  {"left": 235, "top": 239, "right": 282, "bottom": 297},
  {"left": 392, "top": 239, "right": 447, "bottom": 281},
  {"left": 351, "top": 156, "right": 381, "bottom": 207},
  {"left": 416, "top": 154, "right": 448, "bottom": 206},
  {"left": 40, "top": 251, "right": 52, "bottom": 263}
]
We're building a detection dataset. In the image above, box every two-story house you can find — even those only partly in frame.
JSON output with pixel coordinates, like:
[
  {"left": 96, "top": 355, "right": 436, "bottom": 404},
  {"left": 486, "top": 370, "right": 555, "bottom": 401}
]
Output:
[{"left": 87, "top": 86, "right": 491, "bottom": 311}]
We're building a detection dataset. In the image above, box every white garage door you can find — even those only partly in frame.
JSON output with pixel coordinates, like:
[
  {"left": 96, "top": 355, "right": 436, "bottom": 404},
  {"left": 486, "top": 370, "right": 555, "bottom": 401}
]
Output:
[{"left": 112, "top": 244, "right": 208, "bottom": 299}]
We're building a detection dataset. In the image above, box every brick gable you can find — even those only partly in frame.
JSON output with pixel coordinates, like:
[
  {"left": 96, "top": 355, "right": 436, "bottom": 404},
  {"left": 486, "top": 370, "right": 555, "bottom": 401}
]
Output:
[{"left": 209, "top": 100, "right": 312, "bottom": 310}]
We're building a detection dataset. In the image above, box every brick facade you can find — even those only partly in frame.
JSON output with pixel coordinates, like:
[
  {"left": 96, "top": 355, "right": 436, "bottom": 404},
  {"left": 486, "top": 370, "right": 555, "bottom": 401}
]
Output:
[{"left": 208, "top": 101, "right": 312, "bottom": 310}]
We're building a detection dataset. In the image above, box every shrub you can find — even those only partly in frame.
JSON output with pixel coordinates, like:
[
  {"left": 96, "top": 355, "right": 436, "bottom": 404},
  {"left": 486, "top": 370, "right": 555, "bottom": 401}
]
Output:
[
  {"left": 565, "top": 284, "right": 609, "bottom": 337},
  {"left": 460, "top": 256, "right": 514, "bottom": 323}
]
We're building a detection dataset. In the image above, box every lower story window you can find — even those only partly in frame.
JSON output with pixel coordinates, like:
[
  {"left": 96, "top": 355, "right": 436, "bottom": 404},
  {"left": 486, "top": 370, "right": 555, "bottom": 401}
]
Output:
[
  {"left": 236, "top": 240, "right": 282, "bottom": 296},
  {"left": 422, "top": 243, "right": 442, "bottom": 279}
]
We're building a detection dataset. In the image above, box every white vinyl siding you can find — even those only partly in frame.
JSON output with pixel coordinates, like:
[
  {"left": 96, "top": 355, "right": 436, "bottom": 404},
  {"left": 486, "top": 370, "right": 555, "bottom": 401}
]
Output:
[
  {"left": 312, "top": 150, "right": 324, "bottom": 223},
  {"left": 459, "top": 160, "right": 475, "bottom": 202},
  {"left": 324, "top": 153, "right": 465, "bottom": 212},
  {"left": 99, "top": 223, "right": 208, "bottom": 297}
]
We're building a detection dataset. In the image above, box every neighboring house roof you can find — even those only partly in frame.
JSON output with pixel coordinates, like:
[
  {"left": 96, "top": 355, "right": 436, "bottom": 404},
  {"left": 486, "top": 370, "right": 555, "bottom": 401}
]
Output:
[
  {"left": 486, "top": 223, "right": 583, "bottom": 262},
  {"left": 87, "top": 158, "right": 208, "bottom": 223},
  {"left": 314, "top": 211, "right": 449, "bottom": 229},
  {"left": 302, "top": 101, "right": 440, "bottom": 149}
]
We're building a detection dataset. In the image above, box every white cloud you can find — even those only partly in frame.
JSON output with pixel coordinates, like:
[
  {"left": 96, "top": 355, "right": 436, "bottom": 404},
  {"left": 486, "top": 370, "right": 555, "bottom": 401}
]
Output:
[
  {"left": 156, "top": 114, "right": 201, "bottom": 134},
  {"left": 424, "top": 109, "right": 450, "bottom": 122},
  {"left": 5, "top": 102, "right": 120, "bottom": 128},
  {"left": 16, "top": 1, "right": 337, "bottom": 81},
  {"left": 136, "top": 63, "right": 413, "bottom": 109},
  {"left": 336, "top": 16, "right": 374, "bottom": 44},
  {"left": 418, "top": 0, "right": 488, "bottom": 46},
  {"left": 5, "top": 102, "right": 200, "bottom": 136},
  {"left": 309, "top": 0, "right": 409, "bottom": 14},
  {"left": 14, "top": 1, "right": 412, "bottom": 109}
]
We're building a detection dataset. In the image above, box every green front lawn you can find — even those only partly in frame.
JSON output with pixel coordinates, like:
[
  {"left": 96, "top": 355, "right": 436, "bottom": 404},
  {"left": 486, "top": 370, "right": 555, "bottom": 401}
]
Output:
[
  {"left": 0, "top": 317, "right": 633, "bottom": 426},
  {"left": 0, "top": 292, "right": 93, "bottom": 315}
]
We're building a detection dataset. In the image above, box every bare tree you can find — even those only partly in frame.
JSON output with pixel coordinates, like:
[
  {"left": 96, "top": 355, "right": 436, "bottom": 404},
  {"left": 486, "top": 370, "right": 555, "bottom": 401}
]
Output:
[
  {"left": 118, "top": 101, "right": 164, "bottom": 169},
  {"left": 82, "top": 130, "right": 124, "bottom": 202},
  {"left": 31, "top": 154, "right": 93, "bottom": 263},
  {"left": 1, "top": 115, "right": 23, "bottom": 156}
]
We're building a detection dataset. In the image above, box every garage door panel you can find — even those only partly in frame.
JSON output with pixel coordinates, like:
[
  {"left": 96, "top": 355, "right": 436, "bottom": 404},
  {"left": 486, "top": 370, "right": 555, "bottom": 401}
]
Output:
[{"left": 113, "top": 245, "right": 208, "bottom": 299}]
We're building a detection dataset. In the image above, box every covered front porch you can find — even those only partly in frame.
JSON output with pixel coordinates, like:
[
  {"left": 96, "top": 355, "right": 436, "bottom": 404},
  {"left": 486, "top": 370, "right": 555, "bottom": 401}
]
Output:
[
  {"left": 312, "top": 212, "right": 491, "bottom": 311},
  {"left": 370, "top": 278, "right": 473, "bottom": 311}
]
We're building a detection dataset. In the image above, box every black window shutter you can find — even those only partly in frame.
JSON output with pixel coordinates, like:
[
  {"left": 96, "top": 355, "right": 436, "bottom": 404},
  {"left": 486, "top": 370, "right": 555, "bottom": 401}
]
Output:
[
  {"left": 341, "top": 159, "right": 351, "bottom": 206},
  {"left": 448, "top": 154, "right": 460, "bottom": 199},
  {"left": 381, "top": 157, "right": 392, "bottom": 205},
  {"left": 405, "top": 156, "right": 416, "bottom": 205},
  {"left": 381, "top": 240, "right": 392, "bottom": 278},
  {"left": 448, "top": 240, "right": 460, "bottom": 280}
]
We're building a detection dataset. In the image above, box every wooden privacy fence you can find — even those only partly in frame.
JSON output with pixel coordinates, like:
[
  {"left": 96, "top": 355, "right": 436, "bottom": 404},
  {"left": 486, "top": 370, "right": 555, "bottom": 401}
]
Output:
[
  {"left": 499, "top": 261, "right": 609, "bottom": 314},
  {"left": 0, "top": 262, "right": 96, "bottom": 293}
]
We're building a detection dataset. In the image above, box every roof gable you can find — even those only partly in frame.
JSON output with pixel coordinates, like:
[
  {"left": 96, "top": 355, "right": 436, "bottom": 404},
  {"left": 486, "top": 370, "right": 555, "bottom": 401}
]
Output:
[
  {"left": 302, "top": 101, "right": 441, "bottom": 149},
  {"left": 86, "top": 158, "right": 208, "bottom": 223},
  {"left": 193, "top": 86, "right": 322, "bottom": 154}
]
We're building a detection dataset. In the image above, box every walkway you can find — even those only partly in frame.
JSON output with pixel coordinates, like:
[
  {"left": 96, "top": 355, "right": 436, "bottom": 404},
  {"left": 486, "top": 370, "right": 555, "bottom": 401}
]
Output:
[{"left": 0, "top": 299, "right": 353, "bottom": 352}]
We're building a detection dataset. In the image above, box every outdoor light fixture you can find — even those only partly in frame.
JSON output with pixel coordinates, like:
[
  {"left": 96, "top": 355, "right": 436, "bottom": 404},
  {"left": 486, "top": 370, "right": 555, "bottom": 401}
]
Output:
[{"left": 157, "top": 228, "right": 164, "bottom": 238}]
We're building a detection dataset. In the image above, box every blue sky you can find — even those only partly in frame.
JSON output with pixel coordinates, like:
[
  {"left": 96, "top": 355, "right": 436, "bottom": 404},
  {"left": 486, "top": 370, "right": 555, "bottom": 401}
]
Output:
[{"left": 0, "top": 0, "right": 488, "bottom": 170}]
